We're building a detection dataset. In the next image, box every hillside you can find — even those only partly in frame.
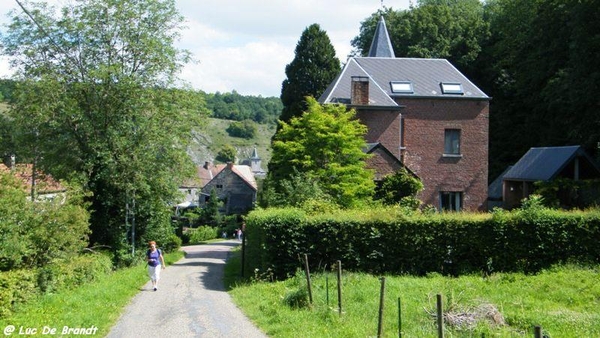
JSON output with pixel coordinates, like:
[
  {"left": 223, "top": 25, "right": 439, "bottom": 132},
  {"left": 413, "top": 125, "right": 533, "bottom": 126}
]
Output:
[{"left": 189, "top": 117, "right": 276, "bottom": 169}]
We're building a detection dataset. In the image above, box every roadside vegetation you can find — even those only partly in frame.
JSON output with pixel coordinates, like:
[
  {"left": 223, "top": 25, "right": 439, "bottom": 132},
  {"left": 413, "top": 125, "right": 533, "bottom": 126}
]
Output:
[
  {"left": 0, "top": 251, "right": 184, "bottom": 336},
  {"left": 225, "top": 249, "right": 600, "bottom": 337}
]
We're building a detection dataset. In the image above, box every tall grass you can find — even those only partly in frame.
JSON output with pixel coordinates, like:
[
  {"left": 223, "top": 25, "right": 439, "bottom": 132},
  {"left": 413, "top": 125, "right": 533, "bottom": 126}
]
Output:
[
  {"left": 0, "top": 251, "right": 184, "bottom": 336},
  {"left": 226, "top": 248, "right": 600, "bottom": 337}
]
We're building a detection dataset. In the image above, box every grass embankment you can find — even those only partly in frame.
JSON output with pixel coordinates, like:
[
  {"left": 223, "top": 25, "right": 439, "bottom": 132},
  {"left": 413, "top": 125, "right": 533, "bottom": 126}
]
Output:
[
  {"left": 225, "top": 248, "right": 600, "bottom": 337},
  {"left": 0, "top": 251, "right": 184, "bottom": 337}
]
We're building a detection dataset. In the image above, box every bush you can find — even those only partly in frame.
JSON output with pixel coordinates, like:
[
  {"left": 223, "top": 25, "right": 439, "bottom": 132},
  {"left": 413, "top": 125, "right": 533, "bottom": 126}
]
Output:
[
  {"left": 0, "top": 269, "right": 38, "bottom": 318},
  {"left": 186, "top": 226, "right": 218, "bottom": 244},
  {"left": 37, "top": 253, "right": 113, "bottom": 293}
]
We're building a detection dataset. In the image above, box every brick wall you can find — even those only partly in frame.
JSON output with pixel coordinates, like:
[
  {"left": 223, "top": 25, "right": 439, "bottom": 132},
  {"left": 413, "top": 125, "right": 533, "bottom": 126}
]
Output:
[{"left": 356, "top": 98, "right": 489, "bottom": 211}]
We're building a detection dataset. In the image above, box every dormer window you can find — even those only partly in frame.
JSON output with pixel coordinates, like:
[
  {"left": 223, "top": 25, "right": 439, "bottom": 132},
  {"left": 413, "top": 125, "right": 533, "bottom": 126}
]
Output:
[
  {"left": 440, "top": 82, "right": 464, "bottom": 95},
  {"left": 390, "top": 81, "right": 414, "bottom": 94}
]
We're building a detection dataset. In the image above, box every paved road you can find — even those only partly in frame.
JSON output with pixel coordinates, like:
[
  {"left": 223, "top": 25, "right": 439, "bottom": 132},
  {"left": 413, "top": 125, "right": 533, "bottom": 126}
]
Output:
[{"left": 107, "top": 240, "right": 267, "bottom": 338}]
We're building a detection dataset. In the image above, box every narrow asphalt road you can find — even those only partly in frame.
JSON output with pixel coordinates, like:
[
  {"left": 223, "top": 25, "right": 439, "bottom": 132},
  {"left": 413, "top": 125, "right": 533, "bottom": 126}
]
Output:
[{"left": 107, "top": 240, "right": 267, "bottom": 337}]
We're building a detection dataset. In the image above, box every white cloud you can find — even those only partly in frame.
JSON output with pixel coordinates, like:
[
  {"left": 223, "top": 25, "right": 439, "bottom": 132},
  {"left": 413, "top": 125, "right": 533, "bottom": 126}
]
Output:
[{"left": 0, "top": 0, "right": 411, "bottom": 97}]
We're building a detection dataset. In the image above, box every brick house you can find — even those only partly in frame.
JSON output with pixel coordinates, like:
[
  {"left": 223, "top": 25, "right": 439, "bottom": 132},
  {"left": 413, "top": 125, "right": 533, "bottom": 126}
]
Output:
[{"left": 319, "top": 17, "right": 490, "bottom": 211}]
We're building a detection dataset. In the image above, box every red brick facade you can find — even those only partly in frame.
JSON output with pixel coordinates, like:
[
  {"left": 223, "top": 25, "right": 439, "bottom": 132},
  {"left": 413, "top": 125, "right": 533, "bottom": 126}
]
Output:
[{"left": 356, "top": 98, "right": 489, "bottom": 211}]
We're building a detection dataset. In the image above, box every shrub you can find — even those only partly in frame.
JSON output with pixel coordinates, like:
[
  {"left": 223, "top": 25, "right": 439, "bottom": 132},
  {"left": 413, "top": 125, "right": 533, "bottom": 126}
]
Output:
[
  {"left": 0, "top": 269, "right": 38, "bottom": 318},
  {"left": 186, "top": 226, "right": 218, "bottom": 244}
]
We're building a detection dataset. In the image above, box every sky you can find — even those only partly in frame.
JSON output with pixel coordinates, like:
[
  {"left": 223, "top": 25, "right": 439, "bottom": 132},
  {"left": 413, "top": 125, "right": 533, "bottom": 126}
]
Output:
[{"left": 0, "top": 0, "right": 412, "bottom": 97}]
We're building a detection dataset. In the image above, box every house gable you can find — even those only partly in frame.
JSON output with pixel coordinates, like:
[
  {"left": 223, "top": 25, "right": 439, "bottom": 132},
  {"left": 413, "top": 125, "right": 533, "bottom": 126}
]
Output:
[
  {"left": 318, "top": 16, "right": 490, "bottom": 211},
  {"left": 200, "top": 163, "right": 257, "bottom": 214}
]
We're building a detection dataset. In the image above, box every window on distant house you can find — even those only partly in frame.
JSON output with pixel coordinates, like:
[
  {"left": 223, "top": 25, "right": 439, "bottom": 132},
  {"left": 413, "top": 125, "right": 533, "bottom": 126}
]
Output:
[
  {"left": 444, "top": 129, "right": 461, "bottom": 156},
  {"left": 390, "top": 81, "right": 414, "bottom": 94},
  {"left": 440, "top": 191, "right": 462, "bottom": 211},
  {"left": 216, "top": 184, "right": 223, "bottom": 190},
  {"left": 440, "top": 82, "right": 464, "bottom": 95}
]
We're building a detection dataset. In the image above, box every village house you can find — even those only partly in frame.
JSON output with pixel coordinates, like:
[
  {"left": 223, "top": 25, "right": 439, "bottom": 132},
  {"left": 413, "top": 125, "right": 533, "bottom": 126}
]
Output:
[
  {"left": 0, "top": 156, "right": 65, "bottom": 202},
  {"left": 319, "top": 17, "right": 490, "bottom": 211}
]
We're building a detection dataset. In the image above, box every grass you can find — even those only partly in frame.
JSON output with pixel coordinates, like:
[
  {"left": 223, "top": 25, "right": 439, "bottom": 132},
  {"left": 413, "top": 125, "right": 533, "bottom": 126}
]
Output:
[
  {"left": 3, "top": 246, "right": 598, "bottom": 337},
  {"left": 225, "top": 249, "right": 600, "bottom": 337},
  {"left": 0, "top": 251, "right": 184, "bottom": 336},
  {"left": 191, "top": 117, "right": 276, "bottom": 165}
]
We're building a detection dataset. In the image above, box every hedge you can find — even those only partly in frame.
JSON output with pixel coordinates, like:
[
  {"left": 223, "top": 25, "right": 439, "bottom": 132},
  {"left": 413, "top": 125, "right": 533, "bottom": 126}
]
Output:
[{"left": 244, "top": 207, "right": 600, "bottom": 279}]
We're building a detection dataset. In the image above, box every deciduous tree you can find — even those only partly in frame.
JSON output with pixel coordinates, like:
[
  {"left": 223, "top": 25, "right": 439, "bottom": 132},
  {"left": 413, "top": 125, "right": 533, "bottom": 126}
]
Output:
[
  {"left": 267, "top": 98, "right": 374, "bottom": 208},
  {"left": 1, "top": 0, "right": 206, "bottom": 253}
]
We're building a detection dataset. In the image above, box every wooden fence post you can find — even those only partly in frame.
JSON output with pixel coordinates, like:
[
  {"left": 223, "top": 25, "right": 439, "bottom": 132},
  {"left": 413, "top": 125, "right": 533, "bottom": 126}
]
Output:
[
  {"left": 398, "top": 297, "right": 402, "bottom": 338},
  {"left": 303, "top": 254, "right": 313, "bottom": 304},
  {"left": 437, "top": 294, "right": 444, "bottom": 338},
  {"left": 377, "top": 277, "right": 386, "bottom": 337},
  {"left": 337, "top": 260, "right": 343, "bottom": 316}
]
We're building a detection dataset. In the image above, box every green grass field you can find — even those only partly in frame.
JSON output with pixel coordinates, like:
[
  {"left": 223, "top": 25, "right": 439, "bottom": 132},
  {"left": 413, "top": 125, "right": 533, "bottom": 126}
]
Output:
[{"left": 225, "top": 249, "right": 600, "bottom": 337}]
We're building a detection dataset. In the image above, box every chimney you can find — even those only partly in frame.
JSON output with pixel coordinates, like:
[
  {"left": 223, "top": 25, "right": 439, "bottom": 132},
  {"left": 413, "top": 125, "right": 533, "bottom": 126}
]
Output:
[
  {"left": 227, "top": 162, "right": 234, "bottom": 169},
  {"left": 351, "top": 76, "right": 369, "bottom": 105},
  {"left": 203, "top": 161, "right": 211, "bottom": 170}
]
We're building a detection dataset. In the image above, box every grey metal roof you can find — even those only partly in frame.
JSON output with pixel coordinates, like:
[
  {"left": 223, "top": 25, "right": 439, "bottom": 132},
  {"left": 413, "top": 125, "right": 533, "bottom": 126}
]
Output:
[
  {"left": 488, "top": 166, "right": 512, "bottom": 199},
  {"left": 319, "top": 57, "right": 489, "bottom": 106},
  {"left": 368, "top": 16, "right": 395, "bottom": 58},
  {"left": 503, "top": 146, "right": 595, "bottom": 181}
]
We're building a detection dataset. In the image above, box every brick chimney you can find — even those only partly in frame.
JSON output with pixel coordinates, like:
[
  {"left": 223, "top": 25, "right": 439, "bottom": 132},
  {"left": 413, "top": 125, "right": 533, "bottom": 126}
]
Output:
[{"left": 351, "top": 76, "right": 369, "bottom": 105}]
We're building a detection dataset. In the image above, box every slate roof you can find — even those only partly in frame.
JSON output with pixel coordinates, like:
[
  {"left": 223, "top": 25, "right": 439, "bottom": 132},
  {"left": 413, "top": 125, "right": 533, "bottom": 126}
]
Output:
[
  {"left": 368, "top": 16, "right": 395, "bottom": 58},
  {"left": 319, "top": 57, "right": 489, "bottom": 106},
  {"left": 488, "top": 166, "right": 513, "bottom": 200},
  {"left": 503, "top": 146, "right": 600, "bottom": 181}
]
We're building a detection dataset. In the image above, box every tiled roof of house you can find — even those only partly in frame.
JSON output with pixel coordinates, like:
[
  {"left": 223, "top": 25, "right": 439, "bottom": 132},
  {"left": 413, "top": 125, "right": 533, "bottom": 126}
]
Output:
[
  {"left": 229, "top": 164, "right": 258, "bottom": 191},
  {"left": 319, "top": 57, "right": 489, "bottom": 106},
  {"left": 503, "top": 146, "right": 600, "bottom": 181},
  {"left": 0, "top": 163, "right": 64, "bottom": 193}
]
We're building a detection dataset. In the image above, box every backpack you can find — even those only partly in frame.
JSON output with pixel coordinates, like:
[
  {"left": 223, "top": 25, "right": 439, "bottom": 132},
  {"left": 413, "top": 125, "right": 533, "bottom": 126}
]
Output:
[{"left": 147, "top": 248, "right": 162, "bottom": 267}]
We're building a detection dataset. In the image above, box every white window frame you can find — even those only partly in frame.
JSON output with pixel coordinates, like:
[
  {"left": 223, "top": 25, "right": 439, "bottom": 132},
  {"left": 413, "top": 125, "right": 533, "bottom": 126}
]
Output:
[{"left": 440, "top": 191, "right": 462, "bottom": 211}]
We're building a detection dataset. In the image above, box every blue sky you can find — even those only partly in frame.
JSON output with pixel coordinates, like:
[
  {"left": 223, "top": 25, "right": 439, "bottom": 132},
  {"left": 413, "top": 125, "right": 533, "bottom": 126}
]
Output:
[{"left": 0, "top": 0, "right": 411, "bottom": 97}]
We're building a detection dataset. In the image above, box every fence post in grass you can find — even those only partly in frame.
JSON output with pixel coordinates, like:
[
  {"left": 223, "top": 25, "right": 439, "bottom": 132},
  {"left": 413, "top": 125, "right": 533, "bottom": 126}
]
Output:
[
  {"left": 534, "top": 326, "right": 542, "bottom": 338},
  {"left": 241, "top": 231, "right": 246, "bottom": 277},
  {"left": 326, "top": 273, "right": 329, "bottom": 307},
  {"left": 398, "top": 297, "right": 402, "bottom": 338},
  {"left": 437, "top": 294, "right": 444, "bottom": 338},
  {"left": 337, "top": 260, "right": 343, "bottom": 316},
  {"left": 303, "top": 254, "right": 313, "bottom": 305},
  {"left": 377, "top": 277, "right": 386, "bottom": 338}
]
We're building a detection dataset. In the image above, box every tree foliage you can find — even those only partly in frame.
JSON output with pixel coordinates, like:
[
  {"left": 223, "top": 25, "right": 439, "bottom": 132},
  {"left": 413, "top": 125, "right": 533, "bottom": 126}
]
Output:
[
  {"left": 206, "top": 90, "right": 282, "bottom": 125},
  {"left": 279, "top": 24, "right": 340, "bottom": 124},
  {"left": 0, "top": 172, "right": 90, "bottom": 271},
  {"left": 267, "top": 98, "right": 375, "bottom": 208},
  {"left": 1, "top": 0, "right": 206, "bottom": 251},
  {"left": 216, "top": 144, "right": 237, "bottom": 163},
  {"left": 374, "top": 168, "right": 423, "bottom": 205},
  {"left": 352, "top": 0, "right": 600, "bottom": 181},
  {"left": 226, "top": 119, "right": 257, "bottom": 139}
]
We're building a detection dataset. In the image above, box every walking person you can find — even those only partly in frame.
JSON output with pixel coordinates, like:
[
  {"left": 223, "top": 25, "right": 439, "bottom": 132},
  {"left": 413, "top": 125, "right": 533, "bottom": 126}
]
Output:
[{"left": 146, "top": 241, "right": 165, "bottom": 291}]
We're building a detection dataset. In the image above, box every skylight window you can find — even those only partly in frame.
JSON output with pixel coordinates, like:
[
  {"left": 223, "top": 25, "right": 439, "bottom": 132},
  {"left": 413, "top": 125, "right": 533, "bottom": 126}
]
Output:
[
  {"left": 390, "top": 81, "right": 414, "bottom": 94},
  {"left": 440, "top": 82, "right": 464, "bottom": 95}
]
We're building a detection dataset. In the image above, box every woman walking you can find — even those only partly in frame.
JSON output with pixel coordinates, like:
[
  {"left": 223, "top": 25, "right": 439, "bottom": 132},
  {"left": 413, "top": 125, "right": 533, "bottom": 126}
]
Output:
[{"left": 146, "top": 241, "right": 165, "bottom": 291}]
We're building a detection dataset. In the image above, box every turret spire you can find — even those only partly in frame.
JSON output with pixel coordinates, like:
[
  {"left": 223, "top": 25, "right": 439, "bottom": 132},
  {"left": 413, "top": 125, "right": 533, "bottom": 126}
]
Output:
[{"left": 367, "top": 16, "right": 395, "bottom": 58}]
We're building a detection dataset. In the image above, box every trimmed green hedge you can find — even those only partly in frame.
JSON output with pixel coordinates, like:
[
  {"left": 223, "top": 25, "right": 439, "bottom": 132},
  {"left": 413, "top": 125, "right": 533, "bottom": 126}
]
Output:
[{"left": 244, "top": 207, "right": 600, "bottom": 279}]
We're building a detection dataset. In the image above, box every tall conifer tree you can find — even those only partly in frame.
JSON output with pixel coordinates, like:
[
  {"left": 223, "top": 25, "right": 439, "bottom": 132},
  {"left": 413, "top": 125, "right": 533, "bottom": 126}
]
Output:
[{"left": 279, "top": 24, "right": 340, "bottom": 124}]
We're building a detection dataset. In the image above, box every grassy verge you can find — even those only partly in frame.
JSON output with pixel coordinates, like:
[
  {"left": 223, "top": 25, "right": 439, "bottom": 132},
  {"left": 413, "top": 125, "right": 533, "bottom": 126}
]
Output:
[
  {"left": 0, "top": 250, "right": 184, "bottom": 336},
  {"left": 225, "top": 250, "right": 600, "bottom": 337}
]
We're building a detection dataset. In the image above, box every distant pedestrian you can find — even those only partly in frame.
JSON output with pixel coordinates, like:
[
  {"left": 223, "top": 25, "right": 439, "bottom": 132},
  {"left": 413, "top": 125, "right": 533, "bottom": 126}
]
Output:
[
  {"left": 222, "top": 231, "right": 227, "bottom": 239},
  {"left": 146, "top": 241, "right": 165, "bottom": 291}
]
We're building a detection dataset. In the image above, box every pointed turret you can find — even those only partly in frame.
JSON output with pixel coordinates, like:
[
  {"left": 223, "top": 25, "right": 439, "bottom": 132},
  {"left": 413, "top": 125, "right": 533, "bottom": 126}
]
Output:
[{"left": 367, "top": 16, "right": 395, "bottom": 58}]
